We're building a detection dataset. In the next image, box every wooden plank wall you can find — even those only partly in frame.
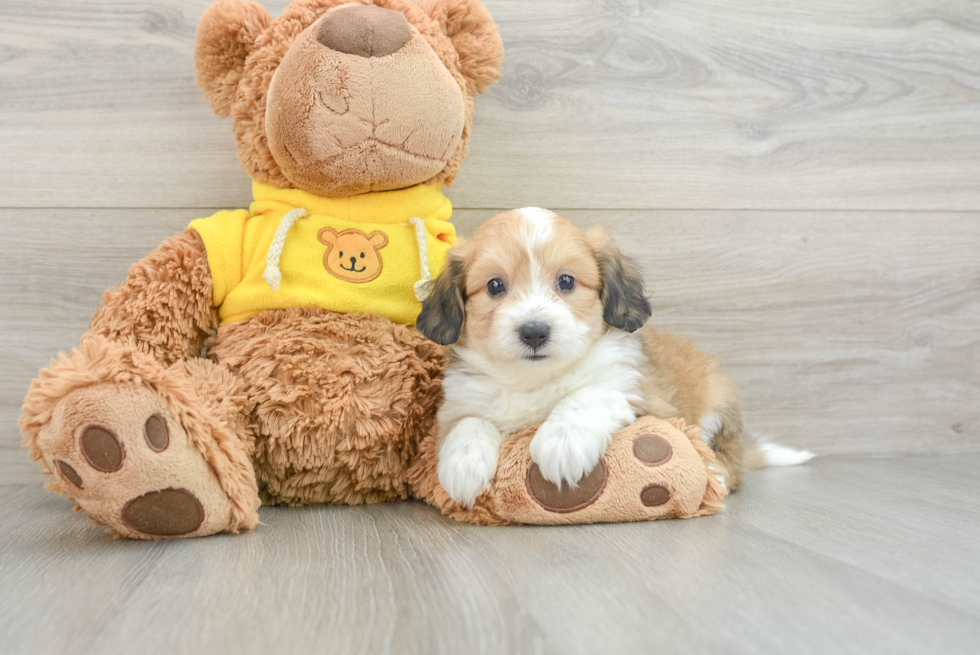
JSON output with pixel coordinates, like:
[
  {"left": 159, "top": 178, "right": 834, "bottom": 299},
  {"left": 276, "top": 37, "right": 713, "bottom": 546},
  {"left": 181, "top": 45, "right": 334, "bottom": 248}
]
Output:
[{"left": 1, "top": 0, "right": 978, "bottom": 467}]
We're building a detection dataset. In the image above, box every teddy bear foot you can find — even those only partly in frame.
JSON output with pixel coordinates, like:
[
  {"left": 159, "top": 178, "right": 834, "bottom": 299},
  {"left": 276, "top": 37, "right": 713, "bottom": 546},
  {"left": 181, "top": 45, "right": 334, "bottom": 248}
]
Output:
[
  {"left": 492, "top": 416, "right": 727, "bottom": 524},
  {"left": 414, "top": 416, "right": 727, "bottom": 526},
  {"left": 34, "top": 382, "right": 257, "bottom": 539}
]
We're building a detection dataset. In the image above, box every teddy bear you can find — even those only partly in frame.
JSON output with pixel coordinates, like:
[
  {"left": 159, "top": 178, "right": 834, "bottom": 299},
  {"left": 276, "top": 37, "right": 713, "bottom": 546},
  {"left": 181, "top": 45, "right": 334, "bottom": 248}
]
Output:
[{"left": 20, "top": 0, "right": 725, "bottom": 539}]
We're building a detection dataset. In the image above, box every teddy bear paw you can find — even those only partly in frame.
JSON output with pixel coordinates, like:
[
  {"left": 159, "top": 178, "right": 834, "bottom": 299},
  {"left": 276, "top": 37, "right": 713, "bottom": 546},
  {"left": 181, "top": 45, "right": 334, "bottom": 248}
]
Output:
[
  {"left": 36, "top": 383, "right": 246, "bottom": 539},
  {"left": 489, "top": 416, "right": 726, "bottom": 525}
]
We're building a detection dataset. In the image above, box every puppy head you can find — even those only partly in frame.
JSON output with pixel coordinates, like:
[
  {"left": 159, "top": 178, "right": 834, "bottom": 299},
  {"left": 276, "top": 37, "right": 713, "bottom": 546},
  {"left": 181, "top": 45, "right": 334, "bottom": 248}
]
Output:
[{"left": 417, "top": 208, "right": 651, "bottom": 369}]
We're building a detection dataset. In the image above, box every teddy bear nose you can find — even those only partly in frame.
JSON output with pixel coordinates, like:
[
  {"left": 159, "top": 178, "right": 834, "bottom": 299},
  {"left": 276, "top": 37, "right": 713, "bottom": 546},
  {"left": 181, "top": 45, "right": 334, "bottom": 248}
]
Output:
[{"left": 315, "top": 5, "right": 412, "bottom": 58}]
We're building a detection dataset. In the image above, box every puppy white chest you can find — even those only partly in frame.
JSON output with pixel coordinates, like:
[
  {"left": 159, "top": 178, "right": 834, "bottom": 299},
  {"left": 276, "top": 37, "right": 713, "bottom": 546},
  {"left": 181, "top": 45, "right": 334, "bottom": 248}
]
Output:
[
  {"left": 441, "top": 331, "right": 644, "bottom": 436},
  {"left": 468, "top": 376, "right": 578, "bottom": 435}
]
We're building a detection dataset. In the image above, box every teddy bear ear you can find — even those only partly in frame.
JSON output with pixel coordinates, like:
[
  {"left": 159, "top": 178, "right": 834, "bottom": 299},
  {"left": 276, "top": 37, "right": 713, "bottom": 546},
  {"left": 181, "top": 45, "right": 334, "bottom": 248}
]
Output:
[
  {"left": 317, "top": 227, "right": 338, "bottom": 247},
  {"left": 194, "top": 0, "right": 272, "bottom": 118},
  {"left": 418, "top": 0, "right": 503, "bottom": 96}
]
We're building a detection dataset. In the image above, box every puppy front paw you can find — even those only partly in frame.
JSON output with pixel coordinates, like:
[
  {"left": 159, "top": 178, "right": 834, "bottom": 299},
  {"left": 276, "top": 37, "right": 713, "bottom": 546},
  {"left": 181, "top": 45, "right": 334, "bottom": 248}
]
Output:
[
  {"left": 437, "top": 420, "right": 502, "bottom": 508},
  {"left": 529, "top": 420, "right": 611, "bottom": 488}
]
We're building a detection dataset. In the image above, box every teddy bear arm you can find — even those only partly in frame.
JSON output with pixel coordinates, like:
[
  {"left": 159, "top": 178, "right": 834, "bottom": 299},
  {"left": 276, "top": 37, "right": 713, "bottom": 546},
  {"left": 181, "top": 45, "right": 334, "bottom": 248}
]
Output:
[{"left": 87, "top": 230, "right": 219, "bottom": 366}]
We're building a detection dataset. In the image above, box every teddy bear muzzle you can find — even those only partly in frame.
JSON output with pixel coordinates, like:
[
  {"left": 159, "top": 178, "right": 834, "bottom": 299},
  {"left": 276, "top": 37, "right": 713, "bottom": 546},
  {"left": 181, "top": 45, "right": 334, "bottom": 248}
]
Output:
[
  {"left": 263, "top": 3, "right": 468, "bottom": 197},
  {"left": 316, "top": 4, "right": 412, "bottom": 58}
]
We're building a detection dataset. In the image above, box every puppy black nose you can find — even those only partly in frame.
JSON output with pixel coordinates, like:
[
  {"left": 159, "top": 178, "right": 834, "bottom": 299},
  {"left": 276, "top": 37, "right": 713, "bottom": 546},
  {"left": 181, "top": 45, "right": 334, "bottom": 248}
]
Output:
[
  {"left": 316, "top": 5, "right": 412, "bottom": 58},
  {"left": 519, "top": 322, "right": 551, "bottom": 350}
]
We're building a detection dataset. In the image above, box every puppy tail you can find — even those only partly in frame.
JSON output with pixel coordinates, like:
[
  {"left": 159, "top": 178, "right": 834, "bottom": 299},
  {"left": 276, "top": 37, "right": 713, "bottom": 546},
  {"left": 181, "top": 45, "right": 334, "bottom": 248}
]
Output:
[{"left": 743, "top": 434, "right": 815, "bottom": 470}]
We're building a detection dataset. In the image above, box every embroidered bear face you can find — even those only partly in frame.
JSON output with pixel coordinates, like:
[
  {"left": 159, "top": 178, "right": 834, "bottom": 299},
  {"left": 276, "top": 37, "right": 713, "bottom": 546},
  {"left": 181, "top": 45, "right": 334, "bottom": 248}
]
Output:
[{"left": 317, "top": 227, "right": 389, "bottom": 283}]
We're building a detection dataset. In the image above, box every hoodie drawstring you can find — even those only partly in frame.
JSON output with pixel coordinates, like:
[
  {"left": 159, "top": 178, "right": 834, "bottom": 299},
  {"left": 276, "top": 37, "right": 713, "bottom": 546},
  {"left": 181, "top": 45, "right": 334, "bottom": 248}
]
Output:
[
  {"left": 263, "top": 207, "right": 309, "bottom": 290},
  {"left": 409, "top": 216, "right": 433, "bottom": 302}
]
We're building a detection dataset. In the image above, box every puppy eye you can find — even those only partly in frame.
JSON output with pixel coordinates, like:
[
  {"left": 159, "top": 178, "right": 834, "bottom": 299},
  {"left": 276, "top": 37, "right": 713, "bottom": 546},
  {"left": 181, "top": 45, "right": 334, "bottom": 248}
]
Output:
[
  {"left": 557, "top": 274, "right": 575, "bottom": 292},
  {"left": 486, "top": 278, "right": 506, "bottom": 297}
]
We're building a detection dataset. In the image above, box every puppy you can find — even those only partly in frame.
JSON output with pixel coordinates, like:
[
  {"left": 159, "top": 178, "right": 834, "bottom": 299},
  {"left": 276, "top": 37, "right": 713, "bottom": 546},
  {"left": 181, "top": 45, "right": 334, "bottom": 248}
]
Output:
[{"left": 418, "top": 208, "right": 811, "bottom": 507}]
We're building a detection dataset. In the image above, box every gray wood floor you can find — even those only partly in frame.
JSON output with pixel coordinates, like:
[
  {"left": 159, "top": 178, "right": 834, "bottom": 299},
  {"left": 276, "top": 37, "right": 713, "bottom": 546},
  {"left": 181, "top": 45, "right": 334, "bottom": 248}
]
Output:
[
  {"left": 1, "top": 1, "right": 978, "bottom": 652},
  {"left": 2, "top": 454, "right": 978, "bottom": 655}
]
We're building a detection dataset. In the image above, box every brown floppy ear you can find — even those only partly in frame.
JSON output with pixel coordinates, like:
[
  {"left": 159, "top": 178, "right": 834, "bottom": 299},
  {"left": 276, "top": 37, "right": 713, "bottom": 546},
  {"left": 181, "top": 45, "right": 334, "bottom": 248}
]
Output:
[
  {"left": 590, "top": 227, "right": 652, "bottom": 333},
  {"left": 417, "top": 257, "right": 467, "bottom": 345},
  {"left": 194, "top": 0, "right": 271, "bottom": 117},
  {"left": 418, "top": 0, "right": 503, "bottom": 95}
]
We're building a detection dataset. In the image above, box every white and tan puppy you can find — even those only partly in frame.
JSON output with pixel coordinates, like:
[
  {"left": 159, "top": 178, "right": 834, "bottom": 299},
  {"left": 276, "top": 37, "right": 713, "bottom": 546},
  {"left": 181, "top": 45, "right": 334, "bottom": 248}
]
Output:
[{"left": 417, "top": 208, "right": 811, "bottom": 507}]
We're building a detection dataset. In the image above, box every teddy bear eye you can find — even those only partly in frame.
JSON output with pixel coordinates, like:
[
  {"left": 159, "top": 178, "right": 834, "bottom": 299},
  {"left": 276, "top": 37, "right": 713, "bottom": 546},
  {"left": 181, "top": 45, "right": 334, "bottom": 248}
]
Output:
[
  {"left": 339, "top": 251, "right": 344, "bottom": 258},
  {"left": 360, "top": 252, "right": 365, "bottom": 258}
]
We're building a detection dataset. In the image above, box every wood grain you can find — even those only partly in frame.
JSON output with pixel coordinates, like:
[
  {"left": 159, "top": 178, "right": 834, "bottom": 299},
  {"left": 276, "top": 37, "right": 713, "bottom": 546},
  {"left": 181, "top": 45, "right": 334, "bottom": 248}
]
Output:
[
  {"left": 1, "top": 207, "right": 977, "bottom": 458},
  {"left": 2, "top": 455, "right": 980, "bottom": 654},
  {"left": 728, "top": 454, "right": 980, "bottom": 616},
  {"left": 1, "top": 1, "right": 979, "bottom": 209}
]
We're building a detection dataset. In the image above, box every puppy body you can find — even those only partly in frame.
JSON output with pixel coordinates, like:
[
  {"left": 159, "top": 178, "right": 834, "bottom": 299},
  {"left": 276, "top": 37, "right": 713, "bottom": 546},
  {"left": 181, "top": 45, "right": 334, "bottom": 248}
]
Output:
[{"left": 418, "top": 208, "right": 767, "bottom": 507}]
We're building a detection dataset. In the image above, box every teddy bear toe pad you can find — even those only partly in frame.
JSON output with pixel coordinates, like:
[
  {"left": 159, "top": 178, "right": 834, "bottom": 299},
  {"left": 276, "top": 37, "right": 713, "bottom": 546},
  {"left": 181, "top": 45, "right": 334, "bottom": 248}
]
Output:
[
  {"left": 38, "top": 384, "right": 236, "bottom": 539},
  {"left": 121, "top": 488, "right": 205, "bottom": 536},
  {"left": 526, "top": 460, "right": 608, "bottom": 513}
]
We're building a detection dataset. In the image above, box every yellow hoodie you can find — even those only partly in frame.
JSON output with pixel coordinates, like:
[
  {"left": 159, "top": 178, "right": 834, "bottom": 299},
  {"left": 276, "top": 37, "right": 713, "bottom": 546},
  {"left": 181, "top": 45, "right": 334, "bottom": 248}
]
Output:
[{"left": 189, "top": 181, "right": 456, "bottom": 326}]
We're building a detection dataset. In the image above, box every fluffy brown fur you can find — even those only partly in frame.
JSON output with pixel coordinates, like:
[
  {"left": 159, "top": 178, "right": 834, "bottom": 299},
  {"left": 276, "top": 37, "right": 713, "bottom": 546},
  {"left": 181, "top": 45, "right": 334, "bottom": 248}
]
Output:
[
  {"left": 89, "top": 230, "right": 217, "bottom": 366},
  {"left": 194, "top": 0, "right": 272, "bottom": 118},
  {"left": 24, "top": 260, "right": 454, "bottom": 530},
  {"left": 209, "top": 308, "right": 446, "bottom": 506},
  {"left": 23, "top": 281, "right": 447, "bottom": 535},
  {"left": 638, "top": 330, "right": 746, "bottom": 491}
]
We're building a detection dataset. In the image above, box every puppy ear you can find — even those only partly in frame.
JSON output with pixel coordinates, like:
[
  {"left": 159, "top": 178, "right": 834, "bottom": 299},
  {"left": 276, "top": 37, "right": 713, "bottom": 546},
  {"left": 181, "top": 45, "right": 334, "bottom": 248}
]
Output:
[
  {"left": 194, "top": 0, "right": 271, "bottom": 118},
  {"left": 417, "top": 257, "right": 467, "bottom": 345},
  {"left": 317, "top": 227, "right": 338, "bottom": 247},
  {"left": 418, "top": 0, "right": 503, "bottom": 95},
  {"left": 592, "top": 229, "right": 652, "bottom": 333}
]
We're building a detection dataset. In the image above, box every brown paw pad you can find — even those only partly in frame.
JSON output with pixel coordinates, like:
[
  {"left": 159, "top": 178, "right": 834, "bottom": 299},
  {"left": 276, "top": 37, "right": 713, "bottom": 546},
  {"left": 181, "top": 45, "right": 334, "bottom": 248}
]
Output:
[
  {"left": 121, "top": 488, "right": 205, "bottom": 536},
  {"left": 526, "top": 460, "right": 608, "bottom": 513},
  {"left": 640, "top": 484, "right": 671, "bottom": 507},
  {"left": 56, "top": 460, "right": 84, "bottom": 489},
  {"left": 143, "top": 414, "right": 170, "bottom": 452},
  {"left": 632, "top": 433, "right": 672, "bottom": 466},
  {"left": 80, "top": 426, "right": 125, "bottom": 472}
]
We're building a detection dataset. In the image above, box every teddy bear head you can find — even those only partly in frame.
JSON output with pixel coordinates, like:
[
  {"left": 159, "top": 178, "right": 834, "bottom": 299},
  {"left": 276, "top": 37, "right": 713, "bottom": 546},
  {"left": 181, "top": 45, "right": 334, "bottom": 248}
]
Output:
[{"left": 195, "top": 0, "right": 503, "bottom": 197}]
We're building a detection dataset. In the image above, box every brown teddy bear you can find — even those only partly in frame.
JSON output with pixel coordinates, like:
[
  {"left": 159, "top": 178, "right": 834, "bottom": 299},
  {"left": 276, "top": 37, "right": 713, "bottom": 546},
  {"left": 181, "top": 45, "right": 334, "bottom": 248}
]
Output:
[{"left": 20, "top": 0, "right": 725, "bottom": 539}]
